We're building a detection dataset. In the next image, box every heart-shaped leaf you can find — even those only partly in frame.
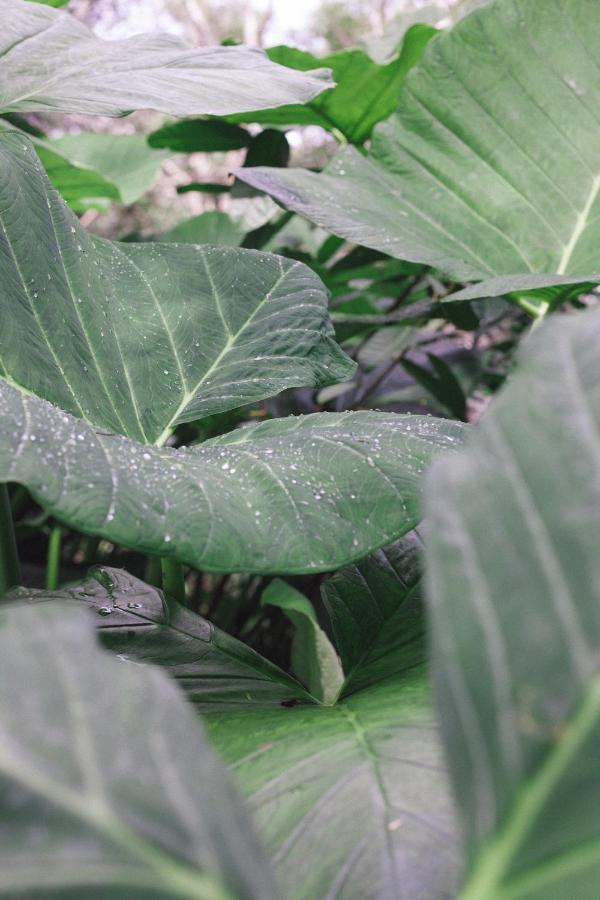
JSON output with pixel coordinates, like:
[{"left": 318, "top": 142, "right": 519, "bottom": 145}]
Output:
[
  {"left": 0, "top": 131, "right": 352, "bottom": 444},
  {"left": 0, "top": 601, "right": 276, "bottom": 898},
  {"left": 426, "top": 304, "right": 600, "bottom": 896},
  {"left": 239, "top": 0, "right": 600, "bottom": 299},
  {"left": 1, "top": 0, "right": 332, "bottom": 117},
  {"left": 0, "top": 380, "right": 464, "bottom": 572}
]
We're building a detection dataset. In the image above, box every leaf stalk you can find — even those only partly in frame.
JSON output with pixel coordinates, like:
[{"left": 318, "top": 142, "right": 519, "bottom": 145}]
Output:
[{"left": 0, "top": 484, "right": 21, "bottom": 596}]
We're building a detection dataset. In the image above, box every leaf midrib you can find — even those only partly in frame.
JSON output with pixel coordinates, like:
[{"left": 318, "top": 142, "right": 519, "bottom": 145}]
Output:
[{"left": 460, "top": 675, "right": 600, "bottom": 899}]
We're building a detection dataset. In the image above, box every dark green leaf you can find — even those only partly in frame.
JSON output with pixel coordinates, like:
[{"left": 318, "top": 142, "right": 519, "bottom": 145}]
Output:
[
  {"left": 322, "top": 535, "right": 424, "bottom": 697},
  {"left": 0, "top": 384, "right": 465, "bottom": 573},
  {"left": 148, "top": 120, "right": 250, "bottom": 153},
  {"left": 0, "top": 132, "right": 352, "bottom": 444},
  {"left": 9, "top": 567, "right": 309, "bottom": 708}
]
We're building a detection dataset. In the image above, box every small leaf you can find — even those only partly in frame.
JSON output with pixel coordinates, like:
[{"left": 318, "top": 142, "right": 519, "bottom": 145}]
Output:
[
  {"left": 261, "top": 579, "right": 343, "bottom": 704},
  {"left": 0, "top": 601, "right": 276, "bottom": 898},
  {"left": 149, "top": 119, "right": 250, "bottom": 153}
]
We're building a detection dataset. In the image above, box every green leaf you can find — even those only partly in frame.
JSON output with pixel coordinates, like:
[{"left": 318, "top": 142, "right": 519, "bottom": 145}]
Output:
[
  {"left": 149, "top": 119, "right": 250, "bottom": 153},
  {"left": 425, "top": 303, "right": 600, "bottom": 897},
  {"left": 225, "top": 25, "right": 436, "bottom": 144},
  {"left": 261, "top": 579, "right": 344, "bottom": 704},
  {"left": 0, "top": 132, "right": 352, "bottom": 444},
  {"left": 8, "top": 567, "right": 309, "bottom": 708},
  {"left": 1, "top": 0, "right": 332, "bottom": 116},
  {"left": 239, "top": 0, "right": 600, "bottom": 298},
  {"left": 208, "top": 671, "right": 458, "bottom": 899},
  {"left": 401, "top": 354, "right": 467, "bottom": 421},
  {"left": 27, "top": 0, "right": 70, "bottom": 6},
  {"left": 46, "top": 132, "right": 169, "bottom": 206},
  {"left": 322, "top": 534, "right": 424, "bottom": 697},
  {"left": 29, "top": 567, "right": 459, "bottom": 897},
  {"left": 162, "top": 211, "right": 245, "bottom": 247},
  {"left": 0, "top": 601, "right": 276, "bottom": 898},
  {"left": 0, "top": 383, "right": 465, "bottom": 573}
]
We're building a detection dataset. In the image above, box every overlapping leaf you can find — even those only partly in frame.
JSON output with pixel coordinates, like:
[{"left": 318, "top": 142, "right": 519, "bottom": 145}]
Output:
[
  {"left": 0, "top": 0, "right": 332, "bottom": 116},
  {"left": 0, "top": 601, "right": 276, "bottom": 898},
  {"left": 160, "top": 25, "right": 435, "bottom": 148},
  {"left": 0, "top": 131, "right": 352, "bottom": 444},
  {"left": 239, "top": 0, "right": 600, "bottom": 299},
  {"left": 38, "top": 132, "right": 170, "bottom": 210},
  {"left": 426, "top": 304, "right": 600, "bottom": 896},
  {"left": 19, "top": 565, "right": 459, "bottom": 898},
  {"left": 9, "top": 567, "right": 309, "bottom": 707},
  {"left": 0, "top": 382, "right": 464, "bottom": 572}
]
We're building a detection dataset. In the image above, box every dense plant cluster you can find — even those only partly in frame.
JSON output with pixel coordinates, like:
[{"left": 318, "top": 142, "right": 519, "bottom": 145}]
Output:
[{"left": 0, "top": 0, "right": 598, "bottom": 897}]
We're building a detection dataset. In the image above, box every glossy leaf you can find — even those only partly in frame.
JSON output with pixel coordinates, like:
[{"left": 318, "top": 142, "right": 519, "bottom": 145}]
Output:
[
  {"left": 239, "top": 0, "right": 600, "bottom": 298},
  {"left": 426, "top": 304, "right": 600, "bottom": 897},
  {"left": 8, "top": 567, "right": 309, "bottom": 708},
  {"left": 0, "top": 382, "right": 465, "bottom": 573},
  {"left": 0, "top": 132, "right": 352, "bottom": 444},
  {"left": 225, "top": 26, "right": 436, "bottom": 144},
  {"left": 0, "top": 601, "right": 276, "bottom": 898},
  {"left": 261, "top": 579, "right": 343, "bottom": 704},
  {"left": 0, "top": 0, "right": 332, "bottom": 117}
]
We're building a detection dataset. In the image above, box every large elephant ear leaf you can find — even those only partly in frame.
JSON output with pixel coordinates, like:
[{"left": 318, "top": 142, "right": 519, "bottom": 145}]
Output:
[
  {"left": 0, "top": 601, "right": 277, "bottom": 899},
  {"left": 0, "top": 381, "right": 465, "bottom": 572},
  {"left": 0, "top": 0, "right": 332, "bottom": 117},
  {"left": 0, "top": 131, "right": 353, "bottom": 444},
  {"left": 24, "top": 567, "right": 460, "bottom": 899},
  {"left": 239, "top": 0, "right": 600, "bottom": 299},
  {"left": 425, "top": 304, "right": 600, "bottom": 897}
]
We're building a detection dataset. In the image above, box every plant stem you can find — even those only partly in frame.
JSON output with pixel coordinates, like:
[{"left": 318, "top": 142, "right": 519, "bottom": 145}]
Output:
[
  {"left": 144, "top": 555, "right": 162, "bottom": 588},
  {"left": 46, "top": 525, "right": 62, "bottom": 591},
  {"left": 0, "top": 484, "right": 21, "bottom": 596},
  {"left": 161, "top": 558, "right": 187, "bottom": 606}
]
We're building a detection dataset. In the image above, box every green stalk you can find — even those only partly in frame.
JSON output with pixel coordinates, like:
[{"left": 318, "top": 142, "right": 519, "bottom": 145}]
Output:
[
  {"left": 46, "top": 525, "right": 62, "bottom": 591},
  {"left": 161, "top": 558, "right": 187, "bottom": 607},
  {"left": 0, "top": 484, "right": 21, "bottom": 596}
]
